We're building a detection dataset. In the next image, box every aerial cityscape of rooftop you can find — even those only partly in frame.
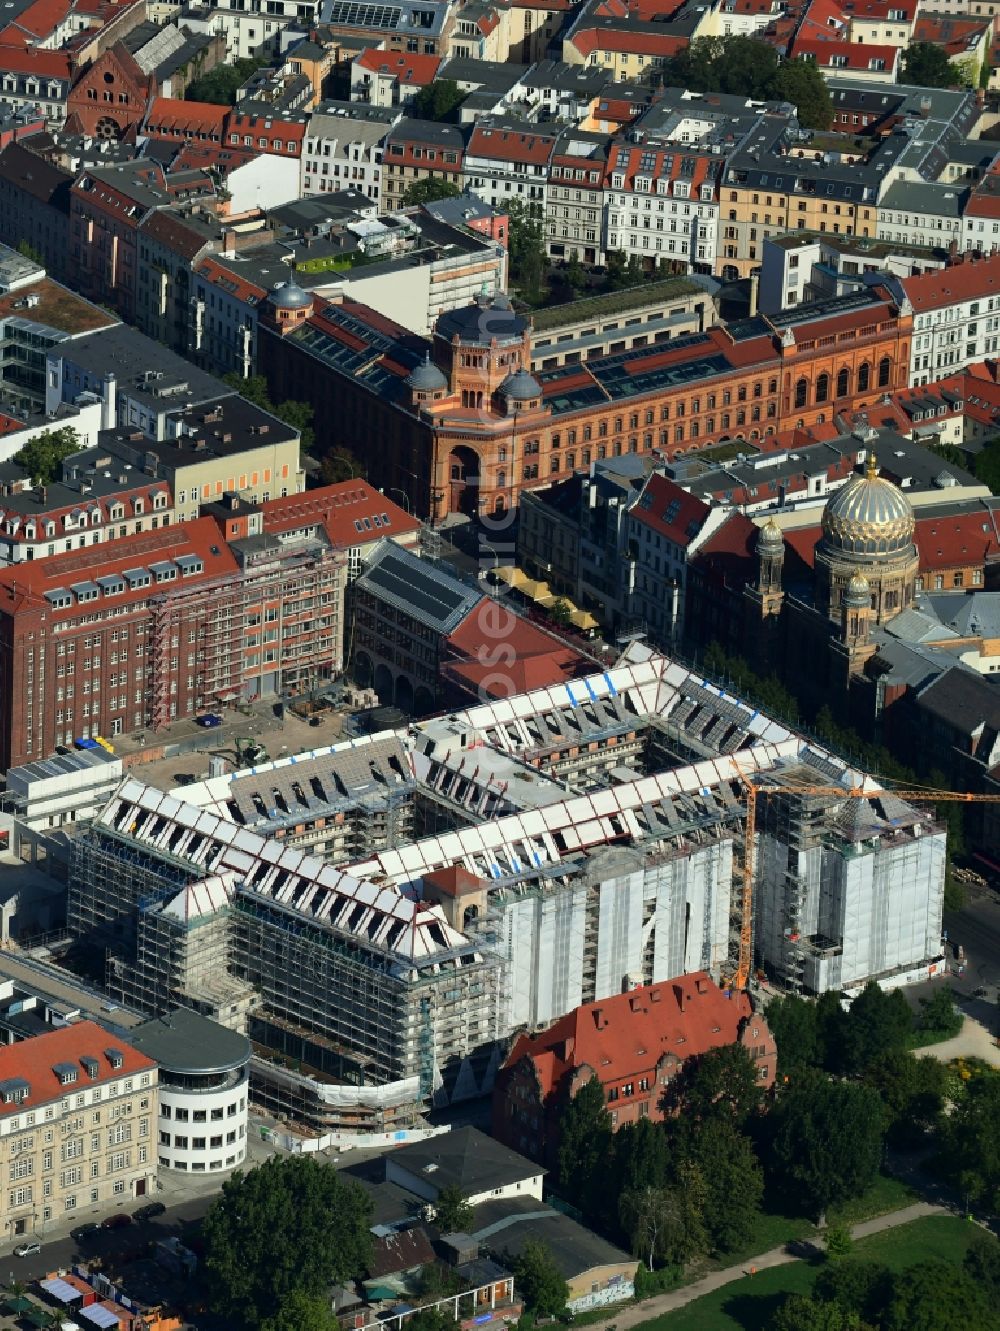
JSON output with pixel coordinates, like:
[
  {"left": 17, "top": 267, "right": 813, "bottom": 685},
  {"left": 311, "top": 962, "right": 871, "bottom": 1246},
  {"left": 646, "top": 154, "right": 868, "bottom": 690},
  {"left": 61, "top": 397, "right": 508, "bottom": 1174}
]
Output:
[{"left": 0, "top": 0, "right": 997, "bottom": 1326}]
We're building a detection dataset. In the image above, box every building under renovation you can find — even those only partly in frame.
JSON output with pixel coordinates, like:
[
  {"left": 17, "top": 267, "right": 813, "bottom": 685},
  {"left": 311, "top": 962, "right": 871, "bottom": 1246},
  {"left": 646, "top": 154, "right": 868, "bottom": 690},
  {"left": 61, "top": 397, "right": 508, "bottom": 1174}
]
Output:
[{"left": 67, "top": 646, "right": 947, "bottom": 1119}]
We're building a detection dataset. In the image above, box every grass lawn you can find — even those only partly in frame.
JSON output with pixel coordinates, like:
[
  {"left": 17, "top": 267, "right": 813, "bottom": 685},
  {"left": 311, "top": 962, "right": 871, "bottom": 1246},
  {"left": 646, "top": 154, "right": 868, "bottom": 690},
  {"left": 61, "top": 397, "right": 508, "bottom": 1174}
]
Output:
[
  {"left": 826, "top": 1173, "right": 917, "bottom": 1226},
  {"left": 702, "top": 1211, "right": 814, "bottom": 1273},
  {"left": 643, "top": 1216, "right": 975, "bottom": 1331}
]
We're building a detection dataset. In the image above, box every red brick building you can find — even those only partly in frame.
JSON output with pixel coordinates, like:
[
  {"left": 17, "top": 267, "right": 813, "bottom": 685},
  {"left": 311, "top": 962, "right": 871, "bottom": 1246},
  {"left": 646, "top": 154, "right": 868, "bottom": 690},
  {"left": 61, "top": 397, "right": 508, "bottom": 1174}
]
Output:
[
  {"left": 262, "top": 284, "right": 913, "bottom": 524},
  {"left": 65, "top": 43, "right": 154, "bottom": 140},
  {"left": 0, "top": 481, "right": 416, "bottom": 767},
  {"left": 492, "top": 975, "right": 776, "bottom": 1167}
]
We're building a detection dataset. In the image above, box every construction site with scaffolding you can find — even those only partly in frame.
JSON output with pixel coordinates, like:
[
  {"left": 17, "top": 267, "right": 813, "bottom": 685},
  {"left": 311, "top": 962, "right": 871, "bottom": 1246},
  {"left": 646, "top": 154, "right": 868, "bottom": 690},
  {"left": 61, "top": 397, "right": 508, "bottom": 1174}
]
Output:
[{"left": 65, "top": 643, "right": 949, "bottom": 1129}]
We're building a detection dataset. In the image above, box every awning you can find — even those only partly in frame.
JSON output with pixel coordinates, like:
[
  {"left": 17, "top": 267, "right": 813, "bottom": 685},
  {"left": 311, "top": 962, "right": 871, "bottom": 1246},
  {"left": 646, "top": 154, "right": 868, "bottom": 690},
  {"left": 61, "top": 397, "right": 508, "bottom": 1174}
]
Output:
[
  {"left": 24, "top": 1306, "right": 51, "bottom": 1328},
  {"left": 493, "top": 566, "right": 527, "bottom": 588},
  {"left": 41, "top": 1278, "right": 81, "bottom": 1305},
  {"left": 519, "top": 578, "right": 549, "bottom": 599},
  {"left": 4, "top": 1296, "right": 33, "bottom": 1314},
  {"left": 80, "top": 1305, "right": 122, "bottom": 1329},
  {"left": 569, "top": 608, "right": 600, "bottom": 631}
]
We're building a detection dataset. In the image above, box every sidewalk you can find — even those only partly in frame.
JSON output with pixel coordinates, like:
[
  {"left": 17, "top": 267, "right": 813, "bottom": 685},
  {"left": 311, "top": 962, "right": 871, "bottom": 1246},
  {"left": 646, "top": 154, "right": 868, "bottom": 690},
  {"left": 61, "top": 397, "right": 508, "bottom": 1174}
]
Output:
[{"left": 584, "top": 1202, "right": 947, "bottom": 1330}]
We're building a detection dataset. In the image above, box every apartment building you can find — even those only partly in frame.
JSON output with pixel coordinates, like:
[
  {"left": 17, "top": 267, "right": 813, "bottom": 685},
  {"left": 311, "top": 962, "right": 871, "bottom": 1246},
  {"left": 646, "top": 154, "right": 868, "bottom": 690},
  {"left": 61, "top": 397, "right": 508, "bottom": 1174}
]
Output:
[
  {"left": 605, "top": 140, "right": 720, "bottom": 274},
  {"left": 381, "top": 119, "right": 465, "bottom": 211},
  {"left": 0, "top": 1022, "right": 157, "bottom": 1239},
  {"left": 545, "top": 129, "right": 608, "bottom": 264},
  {"left": 301, "top": 101, "right": 398, "bottom": 205},
  {"left": 902, "top": 254, "right": 1000, "bottom": 384},
  {"left": 463, "top": 119, "right": 557, "bottom": 213}
]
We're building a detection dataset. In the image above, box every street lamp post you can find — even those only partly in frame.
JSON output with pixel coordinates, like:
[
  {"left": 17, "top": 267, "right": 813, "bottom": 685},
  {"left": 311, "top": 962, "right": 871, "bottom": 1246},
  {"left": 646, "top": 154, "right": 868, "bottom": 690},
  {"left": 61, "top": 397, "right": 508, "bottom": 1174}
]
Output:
[{"left": 384, "top": 486, "right": 411, "bottom": 514}]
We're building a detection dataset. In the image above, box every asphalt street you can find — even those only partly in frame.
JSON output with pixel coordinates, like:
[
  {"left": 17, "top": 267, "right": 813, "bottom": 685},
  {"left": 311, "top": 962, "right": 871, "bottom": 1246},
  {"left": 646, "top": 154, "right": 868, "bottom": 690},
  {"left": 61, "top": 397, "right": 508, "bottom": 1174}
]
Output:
[
  {"left": 0, "top": 1194, "right": 215, "bottom": 1286},
  {"left": 944, "top": 880, "right": 1000, "bottom": 998}
]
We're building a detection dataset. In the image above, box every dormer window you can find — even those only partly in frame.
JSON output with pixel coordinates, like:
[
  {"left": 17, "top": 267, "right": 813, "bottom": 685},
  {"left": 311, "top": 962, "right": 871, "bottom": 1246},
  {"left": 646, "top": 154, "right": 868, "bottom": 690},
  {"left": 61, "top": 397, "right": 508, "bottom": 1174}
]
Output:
[
  {"left": 105, "top": 1049, "right": 124, "bottom": 1071},
  {"left": 54, "top": 1063, "right": 77, "bottom": 1086},
  {"left": 80, "top": 1056, "right": 99, "bottom": 1080}
]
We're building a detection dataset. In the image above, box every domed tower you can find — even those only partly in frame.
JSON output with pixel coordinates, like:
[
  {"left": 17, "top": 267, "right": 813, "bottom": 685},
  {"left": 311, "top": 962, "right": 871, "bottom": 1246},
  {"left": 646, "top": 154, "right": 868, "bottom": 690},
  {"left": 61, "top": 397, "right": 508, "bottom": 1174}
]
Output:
[
  {"left": 432, "top": 289, "right": 532, "bottom": 412},
  {"left": 498, "top": 367, "right": 543, "bottom": 416},
  {"left": 815, "top": 453, "right": 917, "bottom": 625},
  {"left": 756, "top": 518, "right": 784, "bottom": 604},
  {"left": 261, "top": 274, "right": 314, "bottom": 335},
  {"left": 406, "top": 353, "right": 448, "bottom": 410}
]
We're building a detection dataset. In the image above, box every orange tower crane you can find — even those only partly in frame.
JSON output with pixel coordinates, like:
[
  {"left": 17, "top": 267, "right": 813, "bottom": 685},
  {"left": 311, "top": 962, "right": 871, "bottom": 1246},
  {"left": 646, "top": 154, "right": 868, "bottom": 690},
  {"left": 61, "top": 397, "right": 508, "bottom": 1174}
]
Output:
[{"left": 731, "top": 772, "right": 1000, "bottom": 992}]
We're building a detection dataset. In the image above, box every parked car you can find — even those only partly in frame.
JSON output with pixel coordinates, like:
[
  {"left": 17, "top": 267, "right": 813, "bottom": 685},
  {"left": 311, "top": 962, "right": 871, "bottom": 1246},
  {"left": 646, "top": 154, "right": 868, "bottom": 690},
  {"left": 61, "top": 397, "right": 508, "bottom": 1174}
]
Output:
[
  {"left": 195, "top": 713, "right": 223, "bottom": 728},
  {"left": 14, "top": 1241, "right": 40, "bottom": 1256},
  {"left": 102, "top": 1213, "right": 133, "bottom": 1229},
  {"left": 71, "top": 1223, "right": 101, "bottom": 1242},
  {"left": 135, "top": 1202, "right": 166, "bottom": 1221}
]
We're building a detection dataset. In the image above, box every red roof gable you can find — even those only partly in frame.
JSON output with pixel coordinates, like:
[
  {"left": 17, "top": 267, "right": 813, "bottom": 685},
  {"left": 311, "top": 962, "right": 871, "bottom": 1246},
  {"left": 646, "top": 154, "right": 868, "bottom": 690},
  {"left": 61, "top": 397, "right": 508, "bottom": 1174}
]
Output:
[
  {"left": 261, "top": 480, "right": 420, "bottom": 547},
  {"left": 503, "top": 974, "right": 757, "bottom": 1101},
  {"left": 630, "top": 473, "right": 710, "bottom": 548},
  {"left": 915, "top": 510, "right": 999, "bottom": 572},
  {"left": 902, "top": 254, "right": 1000, "bottom": 313},
  {"left": 0, "top": 1021, "right": 155, "bottom": 1118},
  {"left": 467, "top": 124, "right": 557, "bottom": 166},
  {"left": 446, "top": 601, "right": 592, "bottom": 694},
  {"left": 0, "top": 42, "right": 72, "bottom": 78},
  {"left": 355, "top": 47, "right": 442, "bottom": 83},
  {"left": 144, "top": 96, "right": 226, "bottom": 140}
]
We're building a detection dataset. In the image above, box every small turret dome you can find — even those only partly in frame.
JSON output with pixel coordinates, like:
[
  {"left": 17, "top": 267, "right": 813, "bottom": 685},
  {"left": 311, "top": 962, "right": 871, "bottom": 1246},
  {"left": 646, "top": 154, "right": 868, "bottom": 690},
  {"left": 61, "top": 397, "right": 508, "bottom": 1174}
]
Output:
[
  {"left": 844, "top": 572, "right": 871, "bottom": 606},
  {"left": 501, "top": 368, "right": 541, "bottom": 402},
  {"left": 406, "top": 353, "right": 447, "bottom": 393},
  {"left": 757, "top": 518, "right": 783, "bottom": 552},
  {"left": 269, "top": 275, "right": 312, "bottom": 310}
]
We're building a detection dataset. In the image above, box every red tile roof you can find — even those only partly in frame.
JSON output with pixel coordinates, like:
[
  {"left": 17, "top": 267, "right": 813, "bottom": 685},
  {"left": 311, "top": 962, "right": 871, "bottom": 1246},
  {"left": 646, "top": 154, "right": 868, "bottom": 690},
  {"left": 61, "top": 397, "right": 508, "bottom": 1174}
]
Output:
[
  {"left": 144, "top": 97, "right": 226, "bottom": 140},
  {"left": 630, "top": 473, "right": 710, "bottom": 548},
  {"left": 0, "top": 1020, "right": 155, "bottom": 1118},
  {"left": 902, "top": 254, "right": 1000, "bottom": 313},
  {"left": 569, "top": 25, "right": 689, "bottom": 56},
  {"left": 0, "top": 518, "right": 238, "bottom": 620},
  {"left": 354, "top": 47, "right": 442, "bottom": 83},
  {"left": 502, "top": 974, "right": 759, "bottom": 1100},
  {"left": 261, "top": 480, "right": 420, "bottom": 547},
  {"left": 915, "top": 510, "right": 999, "bottom": 572},
  {"left": 0, "top": 42, "right": 72, "bottom": 78},
  {"left": 445, "top": 601, "right": 592, "bottom": 695},
  {"left": 690, "top": 511, "right": 758, "bottom": 586},
  {"left": 195, "top": 255, "right": 266, "bottom": 305},
  {"left": 422, "top": 865, "right": 485, "bottom": 897},
  {"left": 792, "top": 37, "right": 899, "bottom": 69},
  {"left": 467, "top": 124, "right": 557, "bottom": 167}
]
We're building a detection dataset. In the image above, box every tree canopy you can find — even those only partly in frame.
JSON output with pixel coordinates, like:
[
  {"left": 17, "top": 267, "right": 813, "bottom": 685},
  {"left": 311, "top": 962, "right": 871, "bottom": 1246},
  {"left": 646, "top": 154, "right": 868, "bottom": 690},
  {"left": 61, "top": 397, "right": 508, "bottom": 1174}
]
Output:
[
  {"left": 261, "top": 1290, "right": 339, "bottom": 1331},
  {"left": 766, "top": 1074, "right": 883, "bottom": 1219},
  {"left": 401, "top": 177, "right": 462, "bottom": 206},
  {"left": 901, "top": 42, "right": 962, "bottom": 88},
  {"left": 663, "top": 38, "right": 832, "bottom": 128},
  {"left": 411, "top": 79, "right": 465, "bottom": 122},
  {"left": 939, "top": 1073, "right": 1000, "bottom": 1212},
  {"left": 433, "top": 1184, "right": 474, "bottom": 1234},
  {"left": 201, "top": 1156, "right": 372, "bottom": 1324},
  {"left": 511, "top": 1240, "right": 569, "bottom": 1316},
  {"left": 662, "top": 1043, "right": 763, "bottom": 1125},
  {"left": 506, "top": 198, "right": 547, "bottom": 304},
  {"left": 13, "top": 426, "right": 81, "bottom": 487},
  {"left": 556, "top": 1073, "right": 612, "bottom": 1219},
  {"left": 186, "top": 56, "right": 267, "bottom": 105}
]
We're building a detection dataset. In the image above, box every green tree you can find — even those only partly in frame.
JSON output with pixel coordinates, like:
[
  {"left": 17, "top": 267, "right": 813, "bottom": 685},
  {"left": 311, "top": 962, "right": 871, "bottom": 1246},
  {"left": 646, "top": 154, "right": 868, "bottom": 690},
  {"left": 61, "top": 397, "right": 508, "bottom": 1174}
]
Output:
[
  {"left": 13, "top": 426, "right": 81, "bottom": 486},
  {"left": 766, "top": 1074, "right": 883, "bottom": 1219},
  {"left": 618, "top": 1169, "right": 709, "bottom": 1269},
  {"left": 506, "top": 199, "right": 547, "bottom": 304},
  {"left": 767, "top": 994, "right": 819, "bottom": 1077},
  {"left": 661, "top": 1043, "right": 762, "bottom": 1125},
  {"left": 511, "top": 1240, "right": 569, "bottom": 1316},
  {"left": 186, "top": 56, "right": 267, "bottom": 105},
  {"left": 605, "top": 249, "right": 645, "bottom": 291},
  {"left": 201, "top": 1156, "right": 372, "bottom": 1324},
  {"left": 770, "top": 58, "right": 833, "bottom": 130},
  {"left": 902, "top": 42, "right": 962, "bottom": 88},
  {"left": 16, "top": 239, "right": 43, "bottom": 265},
  {"left": 548, "top": 597, "right": 574, "bottom": 627},
  {"left": 684, "top": 1116, "right": 763, "bottom": 1254},
  {"left": 404, "top": 1309, "right": 457, "bottom": 1331},
  {"left": 884, "top": 1259, "right": 999, "bottom": 1331},
  {"left": 261, "top": 1290, "right": 338, "bottom": 1331},
  {"left": 612, "top": 1118, "right": 670, "bottom": 1201},
  {"left": 813, "top": 1258, "right": 892, "bottom": 1323},
  {"left": 964, "top": 1232, "right": 1000, "bottom": 1303},
  {"left": 555, "top": 1074, "right": 612, "bottom": 1218},
  {"left": 562, "top": 252, "right": 587, "bottom": 295},
  {"left": 868, "top": 1051, "right": 947, "bottom": 1145},
  {"left": 411, "top": 79, "right": 464, "bottom": 122},
  {"left": 915, "top": 986, "right": 961, "bottom": 1041},
  {"left": 773, "top": 1293, "right": 867, "bottom": 1331},
  {"left": 815, "top": 990, "right": 850, "bottom": 1073},
  {"left": 433, "top": 1184, "right": 474, "bottom": 1234},
  {"left": 840, "top": 981, "right": 912, "bottom": 1075},
  {"left": 824, "top": 1224, "right": 854, "bottom": 1260},
  {"left": 939, "top": 1073, "right": 1000, "bottom": 1211},
  {"left": 974, "top": 439, "right": 1000, "bottom": 495},
  {"left": 665, "top": 36, "right": 779, "bottom": 99},
  {"left": 401, "top": 177, "right": 462, "bottom": 206}
]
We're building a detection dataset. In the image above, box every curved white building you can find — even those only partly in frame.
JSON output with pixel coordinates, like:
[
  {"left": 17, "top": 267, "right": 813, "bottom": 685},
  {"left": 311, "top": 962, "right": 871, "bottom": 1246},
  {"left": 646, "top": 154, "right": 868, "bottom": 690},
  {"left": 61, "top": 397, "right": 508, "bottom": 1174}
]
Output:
[{"left": 130, "top": 1008, "right": 250, "bottom": 1175}]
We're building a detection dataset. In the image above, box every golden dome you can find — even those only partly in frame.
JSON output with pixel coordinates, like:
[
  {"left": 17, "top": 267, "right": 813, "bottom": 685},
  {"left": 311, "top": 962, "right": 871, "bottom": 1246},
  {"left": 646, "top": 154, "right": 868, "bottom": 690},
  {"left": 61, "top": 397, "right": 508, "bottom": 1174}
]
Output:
[
  {"left": 844, "top": 572, "right": 871, "bottom": 606},
  {"left": 757, "top": 517, "right": 783, "bottom": 551},
  {"left": 821, "top": 453, "right": 915, "bottom": 559}
]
